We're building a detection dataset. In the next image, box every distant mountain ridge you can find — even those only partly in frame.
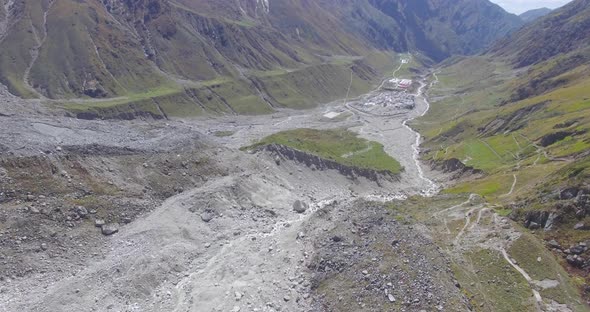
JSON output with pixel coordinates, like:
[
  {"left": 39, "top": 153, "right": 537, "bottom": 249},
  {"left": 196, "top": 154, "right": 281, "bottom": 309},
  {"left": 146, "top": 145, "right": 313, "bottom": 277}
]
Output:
[{"left": 519, "top": 7, "right": 552, "bottom": 22}]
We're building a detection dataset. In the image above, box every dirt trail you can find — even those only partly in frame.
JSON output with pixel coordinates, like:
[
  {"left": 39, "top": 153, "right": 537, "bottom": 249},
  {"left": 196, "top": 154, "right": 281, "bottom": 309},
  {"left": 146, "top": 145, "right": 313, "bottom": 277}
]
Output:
[
  {"left": 500, "top": 249, "right": 544, "bottom": 309},
  {"left": 506, "top": 174, "right": 518, "bottom": 196},
  {"left": 432, "top": 194, "right": 575, "bottom": 312},
  {"left": 343, "top": 70, "right": 353, "bottom": 106}
]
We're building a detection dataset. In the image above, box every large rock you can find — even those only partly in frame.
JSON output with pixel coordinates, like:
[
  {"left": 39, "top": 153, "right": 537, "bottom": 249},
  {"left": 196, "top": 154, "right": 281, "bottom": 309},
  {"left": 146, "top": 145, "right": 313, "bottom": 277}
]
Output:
[
  {"left": 547, "top": 240, "right": 561, "bottom": 249},
  {"left": 75, "top": 206, "right": 88, "bottom": 218},
  {"left": 524, "top": 211, "right": 550, "bottom": 229},
  {"left": 566, "top": 255, "right": 584, "bottom": 267},
  {"left": 574, "top": 222, "right": 590, "bottom": 231},
  {"left": 570, "top": 244, "right": 586, "bottom": 255},
  {"left": 293, "top": 200, "right": 308, "bottom": 213},
  {"left": 543, "top": 212, "right": 560, "bottom": 231},
  {"left": 528, "top": 222, "right": 541, "bottom": 230},
  {"left": 560, "top": 187, "right": 580, "bottom": 200},
  {"left": 101, "top": 224, "right": 119, "bottom": 236},
  {"left": 201, "top": 212, "right": 214, "bottom": 223}
]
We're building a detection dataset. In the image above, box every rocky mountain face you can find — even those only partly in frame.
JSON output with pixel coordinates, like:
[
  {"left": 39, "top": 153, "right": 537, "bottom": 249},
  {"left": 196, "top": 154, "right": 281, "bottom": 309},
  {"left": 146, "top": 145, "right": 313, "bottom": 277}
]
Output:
[
  {"left": 519, "top": 7, "right": 552, "bottom": 22},
  {"left": 361, "top": 0, "right": 524, "bottom": 58},
  {"left": 0, "top": 0, "right": 523, "bottom": 103}
]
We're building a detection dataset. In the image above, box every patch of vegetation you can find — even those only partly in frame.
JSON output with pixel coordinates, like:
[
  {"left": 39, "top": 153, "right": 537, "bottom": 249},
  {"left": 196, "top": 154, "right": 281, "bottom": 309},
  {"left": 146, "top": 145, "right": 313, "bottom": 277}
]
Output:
[
  {"left": 58, "top": 51, "right": 396, "bottom": 118},
  {"left": 509, "top": 233, "right": 588, "bottom": 310},
  {"left": 386, "top": 194, "right": 468, "bottom": 222},
  {"left": 243, "top": 128, "right": 403, "bottom": 174},
  {"left": 445, "top": 174, "right": 512, "bottom": 198},
  {"left": 494, "top": 208, "right": 513, "bottom": 217},
  {"left": 213, "top": 131, "right": 235, "bottom": 137},
  {"left": 452, "top": 249, "right": 534, "bottom": 312}
]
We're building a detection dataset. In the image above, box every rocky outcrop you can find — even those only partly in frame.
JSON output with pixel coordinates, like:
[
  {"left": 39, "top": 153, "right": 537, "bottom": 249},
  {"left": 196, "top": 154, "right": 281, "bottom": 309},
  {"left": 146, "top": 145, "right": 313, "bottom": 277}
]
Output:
[
  {"left": 429, "top": 158, "right": 483, "bottom": 179},
  {"left": 511, "top": 186, "right": 590, "bottom": 231},
  {"left": 479, "top": 102, "right": 546, "bottom": 134},
  {"left": 262, "top": 144, "right": 400, "bottom": 184},
  {"left": 521, "top": 210, "right": 551, "bottom": 229},
  {"left": 539, "top": 131, "right": 573, "bottom": 147}
]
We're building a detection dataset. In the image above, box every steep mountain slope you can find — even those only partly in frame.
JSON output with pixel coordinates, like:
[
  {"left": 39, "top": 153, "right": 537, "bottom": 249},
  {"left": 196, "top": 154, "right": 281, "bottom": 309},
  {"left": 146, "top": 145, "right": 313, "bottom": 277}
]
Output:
[
  {"left": 413, "top": 0, "right": 590, "bottom": 292},
  {"left": 519, "top": 7, "right": 552, "bottom": 22},
  {"left": 364, "top": 0, "right": 524, "bottom": 58},
  {"left": 0, "top": 0, "right": 523, "bottom": 118}
]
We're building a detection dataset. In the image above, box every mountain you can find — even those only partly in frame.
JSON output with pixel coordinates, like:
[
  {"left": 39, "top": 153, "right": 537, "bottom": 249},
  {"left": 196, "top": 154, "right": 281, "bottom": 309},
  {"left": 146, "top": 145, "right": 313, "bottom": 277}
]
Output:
[
  {"left": 363, "top": 0, "right": 524, "bottom": 58},
  {"left": 0, "top": 0, "right": 522, "bottom": 118},
  {"left": 492, "top": 0, "right": 590, "bottom": 67},
  {"left": 519, "top": 7, "right": 552, "bottom": 22}
]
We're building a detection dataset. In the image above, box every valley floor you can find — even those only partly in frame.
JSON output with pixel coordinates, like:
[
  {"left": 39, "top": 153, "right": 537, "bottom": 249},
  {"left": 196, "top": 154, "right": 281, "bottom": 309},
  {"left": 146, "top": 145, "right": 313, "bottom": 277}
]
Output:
[{"left": 0, "top": 59, "right": 587, "bottom": 311}]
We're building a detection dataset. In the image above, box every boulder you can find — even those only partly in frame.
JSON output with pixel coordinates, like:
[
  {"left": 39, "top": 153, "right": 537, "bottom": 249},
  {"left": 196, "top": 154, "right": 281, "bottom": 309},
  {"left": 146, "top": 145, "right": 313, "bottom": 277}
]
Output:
[
  {"left": 570, "top": 245, "right": 586, "bottom": 255},
  {"left": 566, "top": 255, "right": 584, "bottom": 267},
  {"left": 576, "top": 194, "right": 590, "bottom": 210},
  {"left": 524, "top": 211, "right": 550, "bottom": 229},
  {"left": 76, "top": 206, "right": 88, "bottom": 218},
  {"left": 574, "top": 222, "right": 590, "bottom": 231},
  {"left": 101, "top": 224, "right": 119, "bottom": 236},
  {"left": 560, "top": 187, "right": 579, "bottom": 200},
  {"left": 528, "top": 222, "right": 541, "bottom": 230},
  {"left": 547, "top": 240, "right": 561, "bottom": 249},
  {"left": 293, "top": 200, "right": 308, "bottom": 213},
  {"left": 201, "top": 212, "right": 214, "bottom": 223},
  {"left": 543, "top": 212, "right": 560, "bottom": 231}
]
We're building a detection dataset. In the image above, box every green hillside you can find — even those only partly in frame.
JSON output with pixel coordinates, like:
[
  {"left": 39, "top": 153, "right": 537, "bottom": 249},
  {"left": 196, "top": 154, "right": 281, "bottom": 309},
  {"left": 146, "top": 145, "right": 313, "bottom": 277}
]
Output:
[
  {"left": 413, "top": 0, "right": 590, "bottom": 290},
  {"left": 0, "top": 0, "right": 524, "bottom": 118}
]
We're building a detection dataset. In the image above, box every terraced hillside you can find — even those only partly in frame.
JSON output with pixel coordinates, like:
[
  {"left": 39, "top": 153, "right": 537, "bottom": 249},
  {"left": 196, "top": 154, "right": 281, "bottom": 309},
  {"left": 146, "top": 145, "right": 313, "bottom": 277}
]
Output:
[
  {"left": 413, "top": 0, "right": 590, "bottom": 292},
  {"left": 0, "top": 0, "right": 523, "bottom": 118}
]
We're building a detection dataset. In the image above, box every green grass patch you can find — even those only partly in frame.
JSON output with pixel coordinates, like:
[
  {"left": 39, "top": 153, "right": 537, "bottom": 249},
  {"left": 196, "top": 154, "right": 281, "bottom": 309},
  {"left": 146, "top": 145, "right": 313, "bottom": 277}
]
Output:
[
  {"left": 452, "top": 248, "right": 535, "bottom": 312},
  {"left": 213, "top": 130, "right": 235, "bottom": 137},
  {"left": 509, "top": 233, "right": 589, "bottom": 310},
  {"left": 60, "top": 85, "right": 181, "bottom": 110},
  {"left": 494, "top": 208, "right": 513, "bottom": 217},
  {"left": 243, "top": 128, "right": 403, "bottom": 174},
  {"left": 445, "top": 173, "right": 512, "bottom": 198}
]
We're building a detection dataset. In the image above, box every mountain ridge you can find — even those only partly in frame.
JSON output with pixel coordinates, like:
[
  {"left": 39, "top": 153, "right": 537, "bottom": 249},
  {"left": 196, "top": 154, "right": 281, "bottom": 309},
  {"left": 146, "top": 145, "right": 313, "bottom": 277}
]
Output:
[
  {"left": 0, "top": 0, "right": 523, "bottom": 117},
  {"left": 491, "top": 0, "right": 590, "bottom": 67},
  {"left": 519, "top": 7, "right": 552, "bottom": 22}
]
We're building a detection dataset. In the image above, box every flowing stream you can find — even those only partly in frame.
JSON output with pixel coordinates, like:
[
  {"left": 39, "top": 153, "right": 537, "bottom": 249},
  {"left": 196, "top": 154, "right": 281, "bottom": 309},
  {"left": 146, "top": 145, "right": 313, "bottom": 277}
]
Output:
[{"left": 401, "top": 72, "right": 440, "bottom": 196}]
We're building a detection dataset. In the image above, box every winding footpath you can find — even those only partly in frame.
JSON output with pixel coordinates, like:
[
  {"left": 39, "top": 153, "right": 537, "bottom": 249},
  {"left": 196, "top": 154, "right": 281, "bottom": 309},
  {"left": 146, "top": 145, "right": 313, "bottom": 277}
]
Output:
[{"left": 435, "top": 195, "right": 557, "bottom": 311}]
